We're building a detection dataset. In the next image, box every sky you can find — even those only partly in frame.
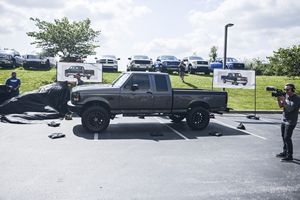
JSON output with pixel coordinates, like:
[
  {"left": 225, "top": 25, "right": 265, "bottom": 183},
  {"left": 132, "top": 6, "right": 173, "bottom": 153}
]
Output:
[{"left": 0, "top": 0, "right": 300, "bottom": 71}]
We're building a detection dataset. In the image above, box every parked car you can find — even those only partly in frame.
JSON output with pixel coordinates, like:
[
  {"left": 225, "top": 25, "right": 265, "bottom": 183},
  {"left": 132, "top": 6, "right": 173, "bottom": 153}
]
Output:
[
  {"left": 127, "top": 55, "right": 153, "bottom": 71},
  {"left": 182, "top": 56, "right": 210, "bottom": 74},
  {"left": 96, "top": 55, "right": 120, "bottom": 72},
  {"left": 154, "top": 55, "right": 181, "bottom": 73},
  {"left": 68, "top": 71, "right": 228, "bottom": 132},
  {"left": 65, "top": 65, "right": 94, "bottom": 79},
  {"left": 210, "top": 57, "right": 245, "bottom": 72},
  {"left": 0, "top": 49, "right": 23, "bottom": 69},
  {"left": 221, "top": 72, "right": 248, "bottom": 85},
  {"left": 22, "top": 54, "right": 51, "bottom": 70}
]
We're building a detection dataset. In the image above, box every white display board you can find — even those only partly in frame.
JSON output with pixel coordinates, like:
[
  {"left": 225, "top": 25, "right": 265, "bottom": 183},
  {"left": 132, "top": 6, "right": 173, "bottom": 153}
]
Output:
[
  {"left": 57, "top": 62, "right": 102, "bottom": 82},
  {"left": 213, "top": 69, "right": 255, "bottom": 89}
]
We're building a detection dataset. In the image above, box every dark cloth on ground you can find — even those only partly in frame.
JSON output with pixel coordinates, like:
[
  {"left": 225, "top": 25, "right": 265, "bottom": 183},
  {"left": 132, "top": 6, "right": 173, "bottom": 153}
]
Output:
[{"left": 0, "top": 82, "right": 70, "bottom": 124}]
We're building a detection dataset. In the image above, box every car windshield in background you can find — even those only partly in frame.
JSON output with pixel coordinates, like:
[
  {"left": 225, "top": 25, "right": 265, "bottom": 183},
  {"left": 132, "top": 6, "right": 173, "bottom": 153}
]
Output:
[
  {"left": 102, "top": 55, "right": 116, "bottom": 59},
  {"left": 161, "top": 56, "right": 177, "bottom": 60},
  {"left": 189, "top": 56, "right": 203, "bottom": 60},
  {"left": 27, "top": 55, "right": 40, "bottom": 59},
  {"left": 227, "top": 58, "right": 238, "bottom": 62},
  {"left": 133, "top": 55, "right": 149, "bottom": 60},
  {"left": 112, "top": 73, "right": 130, "bottom": 87}
]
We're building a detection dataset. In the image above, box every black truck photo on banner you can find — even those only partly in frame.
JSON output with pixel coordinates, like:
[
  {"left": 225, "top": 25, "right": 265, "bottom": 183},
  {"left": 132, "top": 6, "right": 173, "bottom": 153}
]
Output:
[
  {"left": 57, "top": 62, "right": 103, "bottom": 83},
  {"left": 213, "top": 69, "right": 255, "bottom": 89}
]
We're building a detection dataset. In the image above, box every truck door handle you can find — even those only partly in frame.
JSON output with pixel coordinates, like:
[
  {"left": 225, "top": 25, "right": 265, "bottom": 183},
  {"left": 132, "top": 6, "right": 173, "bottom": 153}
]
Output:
[{"left": 146, "top": 91, "right": 153, "bottom": 95}]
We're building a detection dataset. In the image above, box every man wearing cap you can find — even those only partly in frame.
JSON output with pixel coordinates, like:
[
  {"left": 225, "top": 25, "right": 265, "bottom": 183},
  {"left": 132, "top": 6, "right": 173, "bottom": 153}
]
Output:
[
  {"left": 276, "top": 83, "right": 300, "bottom": 162},
  {"left": 5, "top": 71, "right": 21, "bottom": 98}
]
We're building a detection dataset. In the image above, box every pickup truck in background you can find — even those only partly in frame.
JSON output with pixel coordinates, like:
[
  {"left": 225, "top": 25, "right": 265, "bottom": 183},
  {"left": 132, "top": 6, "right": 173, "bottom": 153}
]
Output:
[
  {"left": 127, "top": 55, "right": 153, "bottom": 71},
  {"left": 96, "top": 55, "right": 120, "bottom": 72},
  {"left": 68, "top": 72, "right": 228, "bottom": 132},
  {"left": 221, "top": 72, "right": 248, "bottom": 85},
  {"left": 154, "top": 55, "right": 181, "bottom": 73},
  {"left": 0, "top": 49, "right": 23, "bottom": 69},
  {"left": 182, "top": 56, "right": 210, "bottom": 74},
  {"left": 210, "top": 57, "right": 245, "bottom": 72},
  {"left": 22, "top": 54, "right": 51, "bottom": 70},
  {"left": 65, "top": 65, "right": 95, "bottom": 79}
]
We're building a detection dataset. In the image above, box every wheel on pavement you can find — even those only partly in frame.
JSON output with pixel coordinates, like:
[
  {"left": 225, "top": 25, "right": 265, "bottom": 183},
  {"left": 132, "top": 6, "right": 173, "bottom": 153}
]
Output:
[
  {"left": 186, "top": 107, "right": 210, "bottom": 130},
  {"left": 81, "top": 106, "right": 110, "bottom": 132}
]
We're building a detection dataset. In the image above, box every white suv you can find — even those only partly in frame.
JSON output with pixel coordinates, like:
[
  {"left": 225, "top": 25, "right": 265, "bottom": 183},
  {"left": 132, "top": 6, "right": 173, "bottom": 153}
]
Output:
[{"left": 182, "top": 56, "right": 210, "bottom": 75}]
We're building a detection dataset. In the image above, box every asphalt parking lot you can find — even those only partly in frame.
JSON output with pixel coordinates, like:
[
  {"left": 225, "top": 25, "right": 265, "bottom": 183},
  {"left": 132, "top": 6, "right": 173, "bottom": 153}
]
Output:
[{"left": 0, "top": 113, "right": 299, "bottom": 200}]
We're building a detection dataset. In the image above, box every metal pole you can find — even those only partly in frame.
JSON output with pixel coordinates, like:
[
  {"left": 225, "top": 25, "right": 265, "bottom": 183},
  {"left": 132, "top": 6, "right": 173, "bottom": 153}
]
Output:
[
  {"left": 223, "top": 26, "right": 228, "bottom": 70},
  {"left": 223, "top": 23, "right": 233, "bottom": 91}
]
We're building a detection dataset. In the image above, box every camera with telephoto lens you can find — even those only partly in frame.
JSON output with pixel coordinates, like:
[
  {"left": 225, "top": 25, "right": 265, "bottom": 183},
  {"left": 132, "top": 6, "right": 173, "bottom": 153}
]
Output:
[{"left": 266, "top": 86, "right": 286, "bottom": 97}]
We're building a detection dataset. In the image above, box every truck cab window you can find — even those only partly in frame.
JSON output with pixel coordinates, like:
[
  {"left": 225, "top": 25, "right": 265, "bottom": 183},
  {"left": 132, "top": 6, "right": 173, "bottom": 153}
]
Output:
[
  {"left": 155, "top": 75, "right": 168, "bottom": 92},
  {"left": 124, "top": 74, "right": 150, "bottom": 90}
]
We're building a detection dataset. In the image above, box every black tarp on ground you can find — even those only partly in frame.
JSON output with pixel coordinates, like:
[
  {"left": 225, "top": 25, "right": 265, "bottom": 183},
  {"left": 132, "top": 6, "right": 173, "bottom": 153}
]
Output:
[{"left": 0, "top": 82, "right": 70, "bottom": 123}]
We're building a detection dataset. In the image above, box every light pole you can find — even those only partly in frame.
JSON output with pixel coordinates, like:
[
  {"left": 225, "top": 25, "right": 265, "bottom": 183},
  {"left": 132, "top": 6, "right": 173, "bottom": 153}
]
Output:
[{"left": 223, "top": 23, "right": 234, "bottom": 69}]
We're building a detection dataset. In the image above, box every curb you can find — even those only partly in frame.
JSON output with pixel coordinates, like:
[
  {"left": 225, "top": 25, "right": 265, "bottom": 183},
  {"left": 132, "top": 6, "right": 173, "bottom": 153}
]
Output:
[{"left": 228, "top": 110, "right": 283, "bottom": 114}]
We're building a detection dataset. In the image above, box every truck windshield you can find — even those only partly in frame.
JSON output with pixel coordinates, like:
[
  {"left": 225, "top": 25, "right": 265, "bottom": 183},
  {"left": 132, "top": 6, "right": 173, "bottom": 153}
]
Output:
[
  {"left": 27, "top": 55, "right": 40, "bottom": 59},
  {"left": 227, "top": 58, "right": 238, "bottom": 62},
  {"left": 133, "top": 55, "right": 149, "bottom": 60},
  {"left": 189, "top": 56, "right": 203, "bottom": 60},
  {"left": 112, "top": 73, "right": 130, "bottom": 87},
  {"left": 161, "top": 56, "right": 177, "bottom": 60}
]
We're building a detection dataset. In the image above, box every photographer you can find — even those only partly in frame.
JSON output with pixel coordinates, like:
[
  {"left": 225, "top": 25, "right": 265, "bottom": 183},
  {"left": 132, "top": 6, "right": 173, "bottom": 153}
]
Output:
[{"left": 276, "top": 83, "right": 300, "bottom": 162}]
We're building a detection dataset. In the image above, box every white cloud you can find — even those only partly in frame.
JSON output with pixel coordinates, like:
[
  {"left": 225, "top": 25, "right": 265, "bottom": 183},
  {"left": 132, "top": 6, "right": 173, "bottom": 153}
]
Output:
[
  {"left": 137, "top": 0, "right": 300, "bottom": 61},
  {"left": 0, "top": 0, "right": 299, "bottom": 70}
]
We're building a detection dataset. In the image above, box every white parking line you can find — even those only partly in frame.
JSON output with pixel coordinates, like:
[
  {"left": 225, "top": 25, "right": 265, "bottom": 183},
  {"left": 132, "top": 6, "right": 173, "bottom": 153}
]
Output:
[
  {"left": 213, "top": 119, "right": 267, "bottom": 140},
  {"left": 154, "top": 117, "right": 189, "bottom": 140}
]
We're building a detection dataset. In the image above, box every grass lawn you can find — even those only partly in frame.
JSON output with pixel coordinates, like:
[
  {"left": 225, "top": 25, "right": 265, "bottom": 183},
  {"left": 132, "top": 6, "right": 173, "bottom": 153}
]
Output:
[{"left": 1, "top": 68, "right": 299, "bottom": 110}]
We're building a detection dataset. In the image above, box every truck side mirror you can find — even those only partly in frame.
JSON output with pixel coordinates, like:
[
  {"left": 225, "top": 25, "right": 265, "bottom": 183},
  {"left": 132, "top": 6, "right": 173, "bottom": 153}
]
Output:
[
  {"left": 128, "top": 58, "right": 131, "bottom": 60},
  {"left": 157, "top": 59, "right": 161, "bottom": 62},
  {"left": 131, "top": 84, "right": 139, "bottom": 91}
]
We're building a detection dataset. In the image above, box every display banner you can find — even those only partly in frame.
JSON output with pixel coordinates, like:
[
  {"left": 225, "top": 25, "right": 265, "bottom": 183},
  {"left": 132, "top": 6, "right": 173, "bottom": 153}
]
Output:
[
  {"left": 57, "top": 62, "right": 102, "bottom": 82},
  {"left": 213, "top": 69, "right": 255, "bottom": 89}
]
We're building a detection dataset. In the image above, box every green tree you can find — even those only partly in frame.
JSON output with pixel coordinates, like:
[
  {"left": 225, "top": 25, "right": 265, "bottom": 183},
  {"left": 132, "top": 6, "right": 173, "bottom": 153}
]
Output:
[
  {"left": 268, "top": 45, "right": 300, "bottom": 77},
  {"left": 27, "top": 17, "right": 100, "bottom": 62},
  {"left": 209, "top": 46, "right": 218, "bottom": 62}
]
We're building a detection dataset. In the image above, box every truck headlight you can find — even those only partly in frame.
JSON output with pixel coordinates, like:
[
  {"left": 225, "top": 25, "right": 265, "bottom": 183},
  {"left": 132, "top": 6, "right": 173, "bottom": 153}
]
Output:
[{"left": 72, "top": 92, "right": 81, "bottom": 102}]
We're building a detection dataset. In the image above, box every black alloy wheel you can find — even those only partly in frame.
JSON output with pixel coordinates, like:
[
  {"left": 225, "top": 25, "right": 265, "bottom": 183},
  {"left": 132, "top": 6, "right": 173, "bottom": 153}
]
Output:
[
  {"left": 186, "top": 107, "right": 210, "bottom": 130},
  {"left": 82, "top": 106, "right": 110, "bottom": 132}
]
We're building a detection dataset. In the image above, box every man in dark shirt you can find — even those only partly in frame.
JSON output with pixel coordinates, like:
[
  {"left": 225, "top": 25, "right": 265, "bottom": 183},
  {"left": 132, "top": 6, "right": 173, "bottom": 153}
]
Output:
[
  {"left": 276, "top": 83, "right": 300, "bottom": 162},
  {"left": 5, "top": 71, "right": 21, "bottom": 97}
]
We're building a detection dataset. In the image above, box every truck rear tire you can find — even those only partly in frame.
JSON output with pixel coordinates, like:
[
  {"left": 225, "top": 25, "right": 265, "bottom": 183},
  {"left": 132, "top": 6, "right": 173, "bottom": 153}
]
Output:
[
  {"left": 169, "top": 114, "right": 185, "bottom": 123},
  {"left": 186, "top": 107, "right": 210, "bottom": 130},
  {"left": 81, "top": 106, "right": 110, "bottom": 132}
]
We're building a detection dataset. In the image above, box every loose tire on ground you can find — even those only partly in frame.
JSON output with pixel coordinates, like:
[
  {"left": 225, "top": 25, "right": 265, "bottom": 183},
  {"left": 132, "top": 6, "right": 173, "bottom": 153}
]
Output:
[
  {"left": 81, "top": 106, "right": 110, "bottom": 132},
  {"left": 186, "top": 107, "right": 210, "bottom": 130},
  {"left": 169, "top": 114, "right": 185, "bottom": 123}
]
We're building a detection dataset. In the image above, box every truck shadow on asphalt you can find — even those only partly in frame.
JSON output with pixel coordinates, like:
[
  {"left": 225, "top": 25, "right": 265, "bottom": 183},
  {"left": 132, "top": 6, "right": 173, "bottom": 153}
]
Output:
[{"left": 73, "top": 121, "right": 249, "bottom": 141}]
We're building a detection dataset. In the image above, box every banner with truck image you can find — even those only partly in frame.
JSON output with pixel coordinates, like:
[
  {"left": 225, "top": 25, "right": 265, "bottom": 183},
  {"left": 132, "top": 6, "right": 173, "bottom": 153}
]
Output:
[
  {"left": 57, "top": 62, "right": 102, "bottom": 82},
  {"left": 213, "top": 69, "right": 255, "bottom": 89}
]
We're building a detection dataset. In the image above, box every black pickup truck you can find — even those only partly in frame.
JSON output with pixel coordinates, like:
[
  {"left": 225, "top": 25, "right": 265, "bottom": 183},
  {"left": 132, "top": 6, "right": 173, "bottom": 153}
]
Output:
[
  {"left": 65, "top": 65, "right": 94, "bottom": 79},
  {"left": 68, "top": 72, "right": 228, "bottom": 132},
  {"left": 221, "top": 73, "right": 248, "bottom": 85}
]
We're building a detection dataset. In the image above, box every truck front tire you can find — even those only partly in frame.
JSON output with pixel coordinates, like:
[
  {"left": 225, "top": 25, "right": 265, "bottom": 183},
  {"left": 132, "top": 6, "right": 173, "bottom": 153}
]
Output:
[
  {"left": 81, "top": 106, "right": 110, "bottom": 132},
  {"left": 186, "top": 107, "right": 210, "bottom": 130}
]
